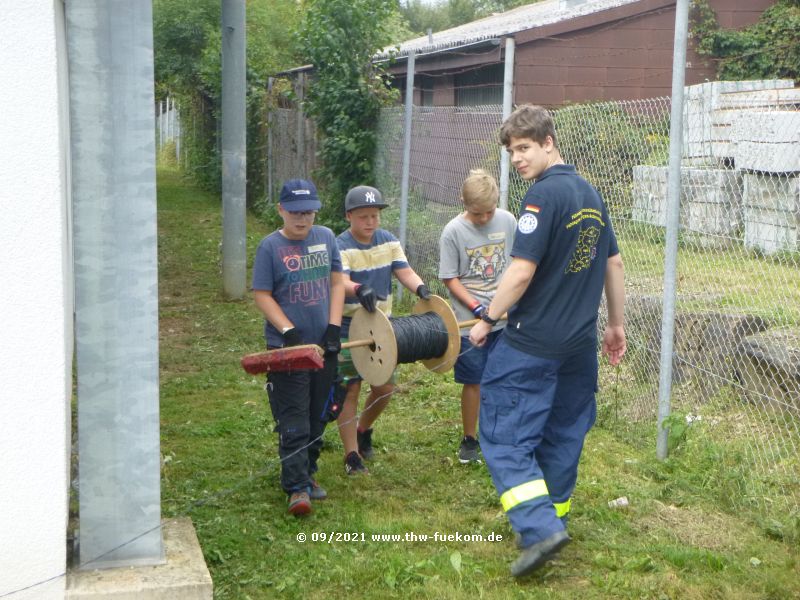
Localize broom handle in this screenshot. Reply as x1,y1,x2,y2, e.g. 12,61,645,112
341,338,375,350
340,313,506,350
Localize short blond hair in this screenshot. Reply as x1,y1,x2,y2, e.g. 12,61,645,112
461,169,499,210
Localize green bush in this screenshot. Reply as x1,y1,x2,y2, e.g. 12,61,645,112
298,0,399,229
692,0,800,82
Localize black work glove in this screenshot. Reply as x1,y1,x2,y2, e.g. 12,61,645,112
416,283,431,300
355,284,378,313
281,327,303,347
321,324,341,356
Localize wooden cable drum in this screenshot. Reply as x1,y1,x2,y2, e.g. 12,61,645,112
411,294,461,374
348,294,460,387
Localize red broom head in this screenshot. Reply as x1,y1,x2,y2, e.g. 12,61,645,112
241,344,325,375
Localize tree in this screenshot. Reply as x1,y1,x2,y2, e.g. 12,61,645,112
297,0,400,227
401,0,452,34
153,0,220,100
399,0,536,35
153,0,303,193
447,0,478,26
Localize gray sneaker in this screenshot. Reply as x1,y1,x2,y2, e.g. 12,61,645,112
309,479,327,500
458,436,481,464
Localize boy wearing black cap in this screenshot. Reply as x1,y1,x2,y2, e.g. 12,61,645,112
252,179,345,516
336,185,430,475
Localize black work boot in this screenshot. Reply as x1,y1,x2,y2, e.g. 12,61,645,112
510,530,571,578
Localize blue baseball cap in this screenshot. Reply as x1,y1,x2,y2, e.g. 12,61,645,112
279,179,322,212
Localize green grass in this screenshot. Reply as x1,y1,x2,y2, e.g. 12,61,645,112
619,226,800,326
157,168,800,599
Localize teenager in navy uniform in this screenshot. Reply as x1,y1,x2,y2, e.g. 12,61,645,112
252,179,344,516
469,105,626,577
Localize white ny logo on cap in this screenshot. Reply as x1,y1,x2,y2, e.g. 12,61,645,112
365,191,376,203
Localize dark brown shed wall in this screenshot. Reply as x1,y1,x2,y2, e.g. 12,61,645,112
713,0,774,28
395,0,777,107
514,0,774,106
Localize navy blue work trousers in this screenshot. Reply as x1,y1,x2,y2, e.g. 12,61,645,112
479,335,597,547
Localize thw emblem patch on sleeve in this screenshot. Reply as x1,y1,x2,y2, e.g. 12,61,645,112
518,213,538,234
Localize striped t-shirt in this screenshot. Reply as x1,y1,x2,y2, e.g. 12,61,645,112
336,228,409,335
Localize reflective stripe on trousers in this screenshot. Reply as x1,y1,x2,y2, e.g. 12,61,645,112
501,479,549,511
499,479,571,517
479,337,596,547
553,498,572,518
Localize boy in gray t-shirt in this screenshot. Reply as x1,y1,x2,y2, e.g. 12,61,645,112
438,169,516,463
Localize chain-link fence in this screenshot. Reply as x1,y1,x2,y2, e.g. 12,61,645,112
373,93,799,523
374,105,513,297
269,86,800,524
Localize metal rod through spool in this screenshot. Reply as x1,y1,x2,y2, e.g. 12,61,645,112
240,306,505,378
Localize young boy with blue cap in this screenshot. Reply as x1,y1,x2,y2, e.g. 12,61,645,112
252,178,345,516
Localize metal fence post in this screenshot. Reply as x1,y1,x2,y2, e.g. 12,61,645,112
167,97,175,142
397,49,415,303
68,0,163,568
174,101,180,164
656,0,690,460
296,72,305,176
267,76,274,202
499,37,515,211
159,100,164,150
221,0,247,299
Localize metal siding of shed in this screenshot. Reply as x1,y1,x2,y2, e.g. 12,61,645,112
394,0,775,107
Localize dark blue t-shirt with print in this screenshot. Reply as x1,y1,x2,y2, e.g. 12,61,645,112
252,225,342,349
505,164,619,358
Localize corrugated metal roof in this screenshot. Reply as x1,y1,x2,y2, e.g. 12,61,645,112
378,0,644,59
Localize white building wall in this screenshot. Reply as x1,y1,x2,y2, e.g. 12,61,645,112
0,2,72,598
